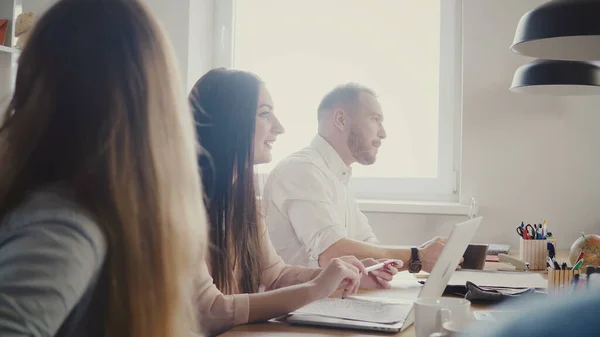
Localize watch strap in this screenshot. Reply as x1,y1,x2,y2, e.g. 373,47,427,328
411,247,419,261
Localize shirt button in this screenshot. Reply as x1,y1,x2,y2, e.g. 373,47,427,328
342,172,346,175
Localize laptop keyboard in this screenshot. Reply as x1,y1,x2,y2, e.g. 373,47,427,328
292,297,411,324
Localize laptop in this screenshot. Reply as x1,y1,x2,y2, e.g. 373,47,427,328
285,217,483,333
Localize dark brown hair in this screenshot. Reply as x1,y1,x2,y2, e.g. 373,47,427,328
189,68,264,294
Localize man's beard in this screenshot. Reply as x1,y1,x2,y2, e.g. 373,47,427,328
348,127,377,165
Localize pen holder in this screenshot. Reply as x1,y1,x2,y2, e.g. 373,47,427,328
548,269,580,295
519,238,547,270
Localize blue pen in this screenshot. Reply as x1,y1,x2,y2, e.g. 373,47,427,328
547,241,556,259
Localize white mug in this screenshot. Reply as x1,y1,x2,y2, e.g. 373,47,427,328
429,333,449,337
414,297,471,337
442,319,470,337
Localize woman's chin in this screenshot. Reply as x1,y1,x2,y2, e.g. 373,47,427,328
253,154,272,165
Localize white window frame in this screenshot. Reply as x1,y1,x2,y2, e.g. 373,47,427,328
213,0,463,203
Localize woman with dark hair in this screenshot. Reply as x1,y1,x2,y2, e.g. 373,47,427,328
190,68,401,335
0,0,206,336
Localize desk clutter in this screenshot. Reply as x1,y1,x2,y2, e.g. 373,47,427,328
485,244,510,263
548,266,600,294
516,220,556,270
515,221,552,241
443,270,546,304
548,265,600,294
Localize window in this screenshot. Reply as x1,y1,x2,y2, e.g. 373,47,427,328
213,0,462,202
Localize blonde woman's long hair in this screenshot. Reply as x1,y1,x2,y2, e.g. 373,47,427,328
0,0,205,336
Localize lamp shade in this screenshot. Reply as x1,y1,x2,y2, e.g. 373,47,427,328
510,59,600,95
511,0,600,60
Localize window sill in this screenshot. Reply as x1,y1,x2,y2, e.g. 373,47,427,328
358,199,471,216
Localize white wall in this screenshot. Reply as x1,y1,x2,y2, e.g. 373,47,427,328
366,0,600,250
144,0,214,92
187,0,214,91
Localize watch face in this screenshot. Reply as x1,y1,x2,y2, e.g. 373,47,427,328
409,261,422,273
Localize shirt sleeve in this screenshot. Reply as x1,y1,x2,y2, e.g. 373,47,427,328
259,225,320,291
269,163,347,263
194,261,250,337
194,225,320,336
0,218,106,337
350,197,378,243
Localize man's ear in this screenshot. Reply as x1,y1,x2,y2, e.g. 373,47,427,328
332,108,347,131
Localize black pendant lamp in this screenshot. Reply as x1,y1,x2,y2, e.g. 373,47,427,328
510,0,600,95
511,0,600,61
510,59,600,95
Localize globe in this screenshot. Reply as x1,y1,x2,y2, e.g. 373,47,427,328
569,233,600,268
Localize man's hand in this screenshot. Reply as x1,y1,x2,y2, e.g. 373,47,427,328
419,237,446,272
358,258,402,289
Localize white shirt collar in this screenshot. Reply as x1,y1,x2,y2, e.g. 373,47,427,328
310,135,352,184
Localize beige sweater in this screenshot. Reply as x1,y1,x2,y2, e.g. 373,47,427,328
195,228,319,336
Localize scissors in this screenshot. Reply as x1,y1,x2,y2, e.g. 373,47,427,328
516,224,535,240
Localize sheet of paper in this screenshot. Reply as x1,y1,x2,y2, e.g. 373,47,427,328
358,272,422,302
448,270,547,289
393,271,418,280
291,297,411,324
389,271,421,287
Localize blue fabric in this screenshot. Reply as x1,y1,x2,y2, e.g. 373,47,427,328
459,289,600,337
0,189,106,337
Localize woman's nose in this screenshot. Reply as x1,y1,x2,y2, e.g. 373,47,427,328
272,116,285,135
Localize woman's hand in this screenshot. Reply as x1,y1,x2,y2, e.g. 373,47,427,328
359,258,402,289
310,256,365,299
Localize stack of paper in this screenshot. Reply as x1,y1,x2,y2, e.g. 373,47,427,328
291,297,412,324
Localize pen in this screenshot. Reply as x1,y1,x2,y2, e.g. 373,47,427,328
364,262,385,273
547,256,556,270
576,251,585,263
573,259,584,271
364,260,397,273
571,274,580,292
553,259,561,270
547,242,556,259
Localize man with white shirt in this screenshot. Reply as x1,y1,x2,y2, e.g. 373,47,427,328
263,83,447,270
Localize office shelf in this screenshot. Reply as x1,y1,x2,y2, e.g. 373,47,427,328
0,45,20,54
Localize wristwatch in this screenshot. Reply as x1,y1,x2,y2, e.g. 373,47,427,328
408,247,422,273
